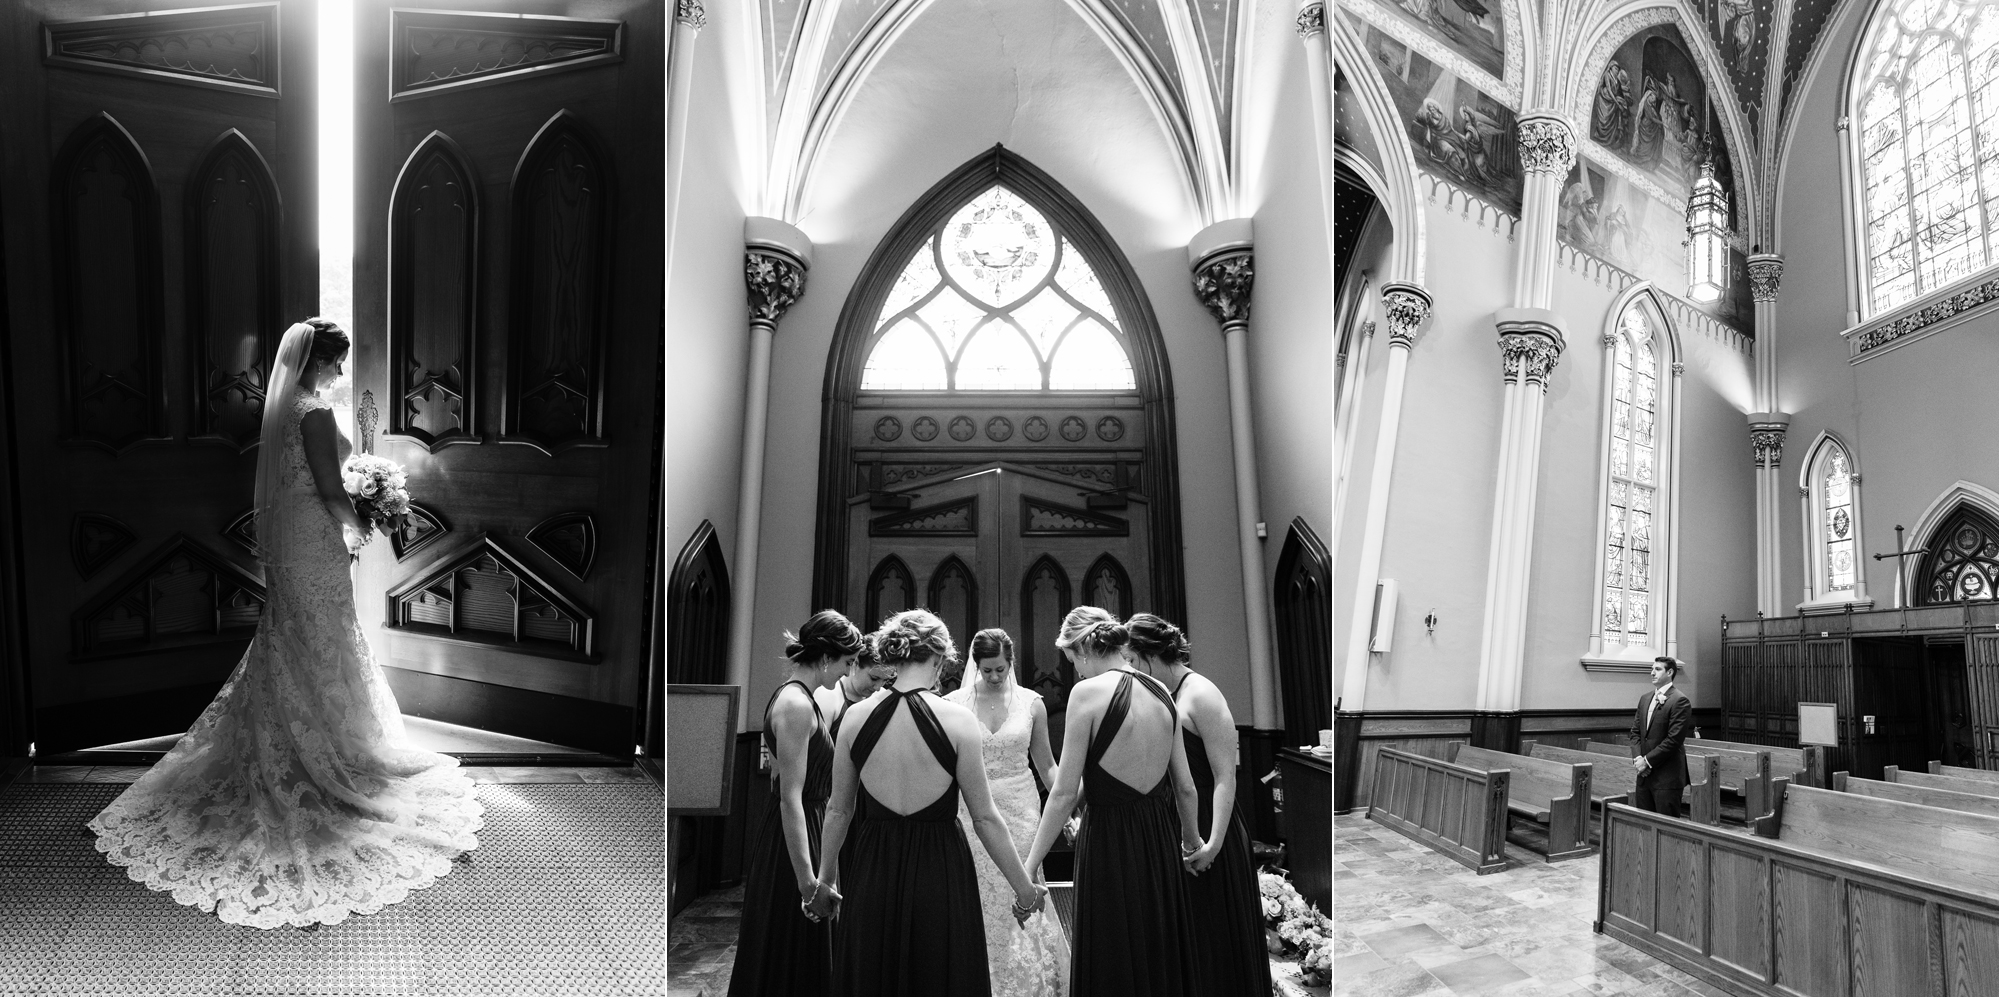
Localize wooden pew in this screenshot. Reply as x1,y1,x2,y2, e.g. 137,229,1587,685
1686,737,1827,790
1523,741,1724,826
1578,740,1741,823
1931,761,2000,782
1599,786,1999,997
1883,765,2000,799
1833,770,2000,817
1682,742,1774,817
1448,744,1593,861
1365,747,1510,875
1581,739,1633,757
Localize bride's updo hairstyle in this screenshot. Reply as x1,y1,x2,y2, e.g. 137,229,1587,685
1053,606,1128,657
1125,613,1190,665
782,610,864,668
304,317,350,366
969,628,1014,664
873,609,956,670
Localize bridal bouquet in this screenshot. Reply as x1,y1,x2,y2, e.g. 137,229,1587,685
341,454,411,548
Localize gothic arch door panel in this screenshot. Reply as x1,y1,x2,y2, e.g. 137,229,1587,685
353,1,661,754
848,461,1150,747
0,1,316,754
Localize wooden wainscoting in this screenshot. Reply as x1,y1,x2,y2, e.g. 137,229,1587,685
1597,802,2000,996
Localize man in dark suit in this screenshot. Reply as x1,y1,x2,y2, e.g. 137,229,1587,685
1629,656,1692,816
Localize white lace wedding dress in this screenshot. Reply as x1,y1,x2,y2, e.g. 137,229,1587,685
87,387,484,929
947,684,1070,997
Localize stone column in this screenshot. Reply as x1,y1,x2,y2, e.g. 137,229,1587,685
1296,3,1330,215
1470,114,1575,749
1747,254,1787,617
1335,282,1430,812
725,218,811,725
1190,219,1278,730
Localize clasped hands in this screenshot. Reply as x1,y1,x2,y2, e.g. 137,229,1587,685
1180,837,1219,875
801,878,840,923
1011,882,1049,926
1630,755,1652,775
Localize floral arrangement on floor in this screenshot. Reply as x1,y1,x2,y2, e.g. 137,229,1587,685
1259,871,1332,987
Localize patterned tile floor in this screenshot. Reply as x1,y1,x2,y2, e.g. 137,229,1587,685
1333,814,1733,997
0,775,663,996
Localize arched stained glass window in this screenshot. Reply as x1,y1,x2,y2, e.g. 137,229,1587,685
1586,296,1680,670
860,187,1137,391
1853,0,1998,314
1800,435,1872,611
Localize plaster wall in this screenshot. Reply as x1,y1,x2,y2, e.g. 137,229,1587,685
1773,0,1999,609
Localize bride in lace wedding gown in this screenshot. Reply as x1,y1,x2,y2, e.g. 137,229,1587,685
87,319,483,930
946,629,1070,997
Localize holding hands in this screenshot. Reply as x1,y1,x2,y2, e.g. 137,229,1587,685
1011,883,1048,926
802,879,841,923
1181,838,1220,875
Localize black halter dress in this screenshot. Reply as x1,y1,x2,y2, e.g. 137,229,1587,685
831,688,989,997
1068,670,1201,996
1173,672,1273,996
728,680,834,997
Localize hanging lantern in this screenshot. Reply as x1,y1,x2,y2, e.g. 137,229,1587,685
1684,159,1730,303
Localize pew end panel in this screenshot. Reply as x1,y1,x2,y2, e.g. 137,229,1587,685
1683,753,1722,826
1453,745,1597,862
1366,747,1511,875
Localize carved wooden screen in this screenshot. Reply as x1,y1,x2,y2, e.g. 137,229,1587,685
0,0,315,753
667,522,729,685
52,114,166,453
186,129,279,451
385,537,594,661
1915,505,1999,605
1274,519,1332,745
928,554,977,691
1081,554,1132,620
504,111,612,454
1019,556,1074,711
388,131,478,450
866,555,917,633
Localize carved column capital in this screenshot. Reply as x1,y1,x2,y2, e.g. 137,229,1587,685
1748,414,1791,469
675,0,707,28
1494,307,1567,387
1671,361,1686,377
1748,253,1784,303
1515,114,1578,176
1296,1,1326,37
1380,282,1433,348
745,248,807,328
1192,250,1255,329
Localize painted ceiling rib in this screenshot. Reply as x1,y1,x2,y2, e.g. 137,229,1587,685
1061,0,1215,222
1156,0,1234,217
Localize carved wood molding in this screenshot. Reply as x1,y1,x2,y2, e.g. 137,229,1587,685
1020,496,1128,537
72,534,265,661
221,509,258,554
388,503,450,562
1081,553,1132,619
72,513,137,580
388,131,479,451
186,129,281,452
389,9,623,102
526,511,596,579
869,497,976,537
864,554,916,632
43,4,280,97
384,534,595,661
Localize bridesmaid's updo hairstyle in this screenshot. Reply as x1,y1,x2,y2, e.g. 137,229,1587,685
304,317,350,365
969,628,1014,664
1054,606,1129,657
1125,613,1190,665
873,609,956,670
782,610,864,667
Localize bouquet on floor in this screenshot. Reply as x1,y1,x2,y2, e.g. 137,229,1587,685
341,454,411,550
1259,870,1333,986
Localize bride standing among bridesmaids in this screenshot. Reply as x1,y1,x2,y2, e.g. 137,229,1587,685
945,629,1070,997
1127,613,1272,996
1024,607,1202,996
728,611,862,997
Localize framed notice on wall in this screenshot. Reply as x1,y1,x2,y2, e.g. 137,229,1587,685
1798,702,1839,746
667,684,740,816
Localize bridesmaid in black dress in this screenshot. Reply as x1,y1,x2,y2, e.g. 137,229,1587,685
814,633,894,740
810,610,1046,997
1023,607,1203,997
1128,613,1272,997
728,611,863,997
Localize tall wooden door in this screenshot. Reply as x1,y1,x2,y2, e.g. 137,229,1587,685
0,0,317,754
850,461,1148,743
350,0,662,755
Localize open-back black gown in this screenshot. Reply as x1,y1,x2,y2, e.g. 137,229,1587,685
729,681,834,997
1173,674,1273,996
832,688,989,997
1069,670,1201,996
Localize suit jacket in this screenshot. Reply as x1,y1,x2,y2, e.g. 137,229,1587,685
1630,687,1692,789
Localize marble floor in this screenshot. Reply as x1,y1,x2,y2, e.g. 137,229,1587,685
1333,813,1733,997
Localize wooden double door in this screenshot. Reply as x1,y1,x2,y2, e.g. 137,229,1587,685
850,461,1148,742
0,0,661,755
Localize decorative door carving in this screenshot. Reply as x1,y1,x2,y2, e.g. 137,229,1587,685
0,0,315,754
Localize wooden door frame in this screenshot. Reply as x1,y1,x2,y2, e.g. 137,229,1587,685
0,187,26,759
810,146,1185,623
1274,516,1332,746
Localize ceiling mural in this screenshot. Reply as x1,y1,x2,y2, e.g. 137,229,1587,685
1586,25,1733,209
1368,0,1505,78
1693,0,1777,137
1361,22,1524,213
1778,0,1842,116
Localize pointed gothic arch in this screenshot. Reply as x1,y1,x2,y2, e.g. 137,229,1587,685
864,554,917,632
668,521,730,685
389,130,480,451
813,146,1185,625
1273,518,1331,746
185,128,281,451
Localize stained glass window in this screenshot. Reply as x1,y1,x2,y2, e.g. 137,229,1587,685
1824,449,1856,591
859,187,1137,391
1602,306,1661,645
1855,0,1998,315
1916,505,1999,604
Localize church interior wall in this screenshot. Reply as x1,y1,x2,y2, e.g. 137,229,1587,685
1772,0,1999,607
1333,222,1397,671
